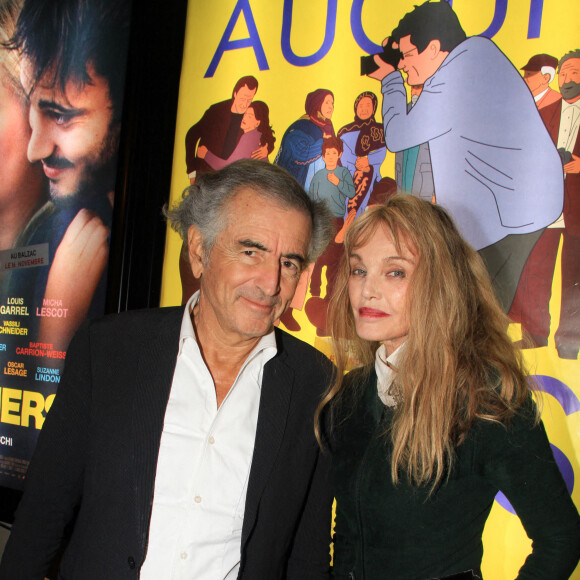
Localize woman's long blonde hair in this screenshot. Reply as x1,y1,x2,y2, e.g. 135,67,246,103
316,195,535,489
0,0,24,96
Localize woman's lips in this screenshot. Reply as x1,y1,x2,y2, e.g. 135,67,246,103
359,307,388,318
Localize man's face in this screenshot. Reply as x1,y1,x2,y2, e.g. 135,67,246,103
559,58,580,103
397,35,439,86
523,70,548,96
193,188,312,343
231,85,257,114
20,57,119,199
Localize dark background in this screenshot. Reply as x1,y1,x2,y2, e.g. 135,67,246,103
0,0,189,523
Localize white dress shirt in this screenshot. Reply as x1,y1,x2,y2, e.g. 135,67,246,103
534,87,549,103
375,343,405,407
140,292,277,579
558,98,580,157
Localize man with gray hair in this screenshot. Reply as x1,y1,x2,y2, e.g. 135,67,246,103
0,160,335,579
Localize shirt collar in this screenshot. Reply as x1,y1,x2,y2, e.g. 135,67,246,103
562,97,580,114
534,87,549,102
375,342,405,407
178,290,278,363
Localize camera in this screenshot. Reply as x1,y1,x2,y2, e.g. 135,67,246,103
360,38,403,76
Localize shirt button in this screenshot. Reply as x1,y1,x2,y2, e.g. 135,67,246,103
208,436,215,445
181,552,188,560
194,495,202,503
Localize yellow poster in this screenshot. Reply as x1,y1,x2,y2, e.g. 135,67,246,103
161,1,580,577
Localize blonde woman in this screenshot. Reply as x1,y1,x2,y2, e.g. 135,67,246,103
316,195,580,579
0,0,45,251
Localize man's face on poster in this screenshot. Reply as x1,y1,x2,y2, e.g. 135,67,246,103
397,35,439,86
559,58,580,103
522,70,548,96
231,85,257,114
20,57,120,200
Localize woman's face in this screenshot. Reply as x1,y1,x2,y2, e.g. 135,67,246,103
348,226,417,355
356,96,374,120
320,94,334,119
241,106,260,132
0,79,36,204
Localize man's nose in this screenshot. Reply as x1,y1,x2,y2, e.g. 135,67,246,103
257,260,281,297
27,112,55,163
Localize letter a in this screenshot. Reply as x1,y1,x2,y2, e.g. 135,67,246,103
205,0,268,78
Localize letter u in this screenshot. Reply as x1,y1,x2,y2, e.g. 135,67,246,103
281,0,337,66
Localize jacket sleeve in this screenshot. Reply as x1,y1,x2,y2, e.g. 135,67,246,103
0,322,93,579
185,116,205,174
482,400,580,579
286,446,333,579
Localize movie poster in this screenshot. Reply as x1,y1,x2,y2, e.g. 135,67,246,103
0,0,131,489
161,0,580,576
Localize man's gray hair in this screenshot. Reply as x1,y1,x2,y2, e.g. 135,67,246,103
166,159,333,265
559,49,580,70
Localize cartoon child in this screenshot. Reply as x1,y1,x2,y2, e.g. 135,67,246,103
309,136,356,217
305,137,356,336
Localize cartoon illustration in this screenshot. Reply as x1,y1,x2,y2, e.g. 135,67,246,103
184,75,269,183
521,53,562,109
510,49,580,359
394,84,434,201
274,88,335,191
275,88,335,331
337,92,386,217
305,136,355,336
309,137,356,215
197,100,275,169
366,1,564,312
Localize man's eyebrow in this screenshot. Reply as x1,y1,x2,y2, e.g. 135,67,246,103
239,239,305,265
239,238,269,252
283,252,306,266
37,99,84,116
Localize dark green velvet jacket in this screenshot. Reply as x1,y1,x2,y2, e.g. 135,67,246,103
331,367,580,580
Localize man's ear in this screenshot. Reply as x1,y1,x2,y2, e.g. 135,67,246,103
187,225,205,278
428,39,441,59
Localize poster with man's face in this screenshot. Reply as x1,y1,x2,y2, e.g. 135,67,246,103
0,0,131,489
160,1,580,577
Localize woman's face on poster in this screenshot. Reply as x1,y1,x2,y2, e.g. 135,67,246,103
241,107,260,132
320,94,334,119
0,78,36,203
356,96,374,120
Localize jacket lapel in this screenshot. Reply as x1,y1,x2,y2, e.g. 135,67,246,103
131,307,184,549
241,329,293,547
